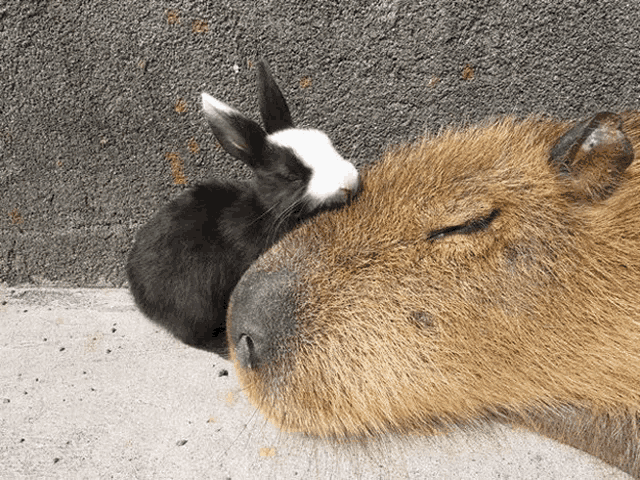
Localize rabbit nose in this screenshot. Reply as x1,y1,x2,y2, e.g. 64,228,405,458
342,186,355,199
228,268,298,370
347,176,362,200
348,186,360,199
331,179,361,206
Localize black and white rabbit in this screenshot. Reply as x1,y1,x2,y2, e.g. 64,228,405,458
126,60,359,354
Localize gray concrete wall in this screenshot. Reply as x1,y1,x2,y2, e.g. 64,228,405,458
2,0,640,287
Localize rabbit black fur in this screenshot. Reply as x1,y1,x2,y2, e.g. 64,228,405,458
126,61,359,354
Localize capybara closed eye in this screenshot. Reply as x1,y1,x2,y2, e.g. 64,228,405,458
228,112,640,477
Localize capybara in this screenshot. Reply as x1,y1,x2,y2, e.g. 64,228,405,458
227,112,640,477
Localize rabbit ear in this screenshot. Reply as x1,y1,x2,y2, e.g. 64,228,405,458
256,60,294,134
201,92,267,168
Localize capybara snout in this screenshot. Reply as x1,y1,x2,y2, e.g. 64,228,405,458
230,268,298,370
228,112,640,477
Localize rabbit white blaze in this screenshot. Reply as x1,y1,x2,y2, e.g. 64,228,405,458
268,129,360,208
126,60,359,352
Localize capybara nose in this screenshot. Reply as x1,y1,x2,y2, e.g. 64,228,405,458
228,268,298,370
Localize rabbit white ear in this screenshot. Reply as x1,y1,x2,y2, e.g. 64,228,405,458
201,92,238,118
201,92,267,167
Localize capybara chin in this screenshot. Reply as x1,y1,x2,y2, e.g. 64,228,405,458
227,112,640,477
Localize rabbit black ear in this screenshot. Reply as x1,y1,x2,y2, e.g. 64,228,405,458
256,60,294,134
201,93,267,168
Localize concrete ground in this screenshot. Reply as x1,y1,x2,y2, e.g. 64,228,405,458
0,287,631,479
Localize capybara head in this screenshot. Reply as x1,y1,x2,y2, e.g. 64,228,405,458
227,112,640,476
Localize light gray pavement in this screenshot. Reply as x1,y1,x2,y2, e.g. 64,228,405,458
0,287,631,479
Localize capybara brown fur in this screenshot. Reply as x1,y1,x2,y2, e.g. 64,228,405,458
227,111,640,477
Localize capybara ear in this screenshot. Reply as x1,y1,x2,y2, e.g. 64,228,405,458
550,112,634,201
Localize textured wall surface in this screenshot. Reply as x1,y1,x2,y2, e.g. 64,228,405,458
2,0,640,286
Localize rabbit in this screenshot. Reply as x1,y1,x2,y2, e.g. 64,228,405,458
126,60,360,354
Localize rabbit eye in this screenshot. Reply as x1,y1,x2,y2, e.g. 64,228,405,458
279,172,302,184
426,209,500,241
